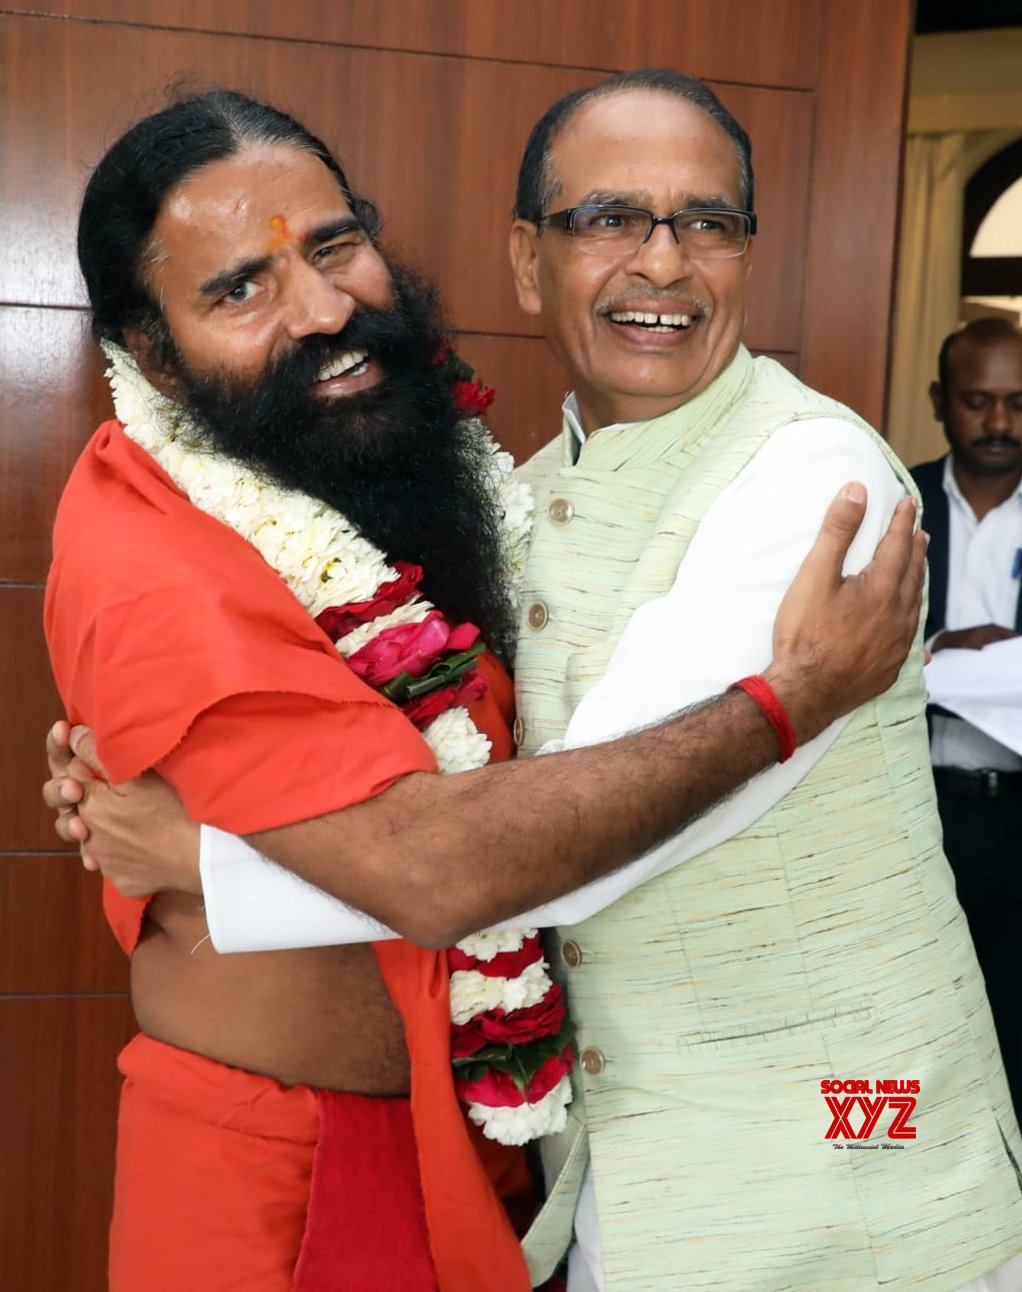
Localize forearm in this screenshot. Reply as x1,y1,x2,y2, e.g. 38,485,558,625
62,475,923,939
248,681,786,948
202,704,833,953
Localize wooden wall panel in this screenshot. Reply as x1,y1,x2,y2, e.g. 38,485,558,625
801,2,915,424
456,333,571,461
0,856,127,993
0,16,812,356
1,0,823,87
0,589,66,850
0,997,135,1292
713,84,813,354
0,308,108,584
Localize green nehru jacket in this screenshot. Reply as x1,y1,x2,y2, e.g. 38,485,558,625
516,348,1022,1292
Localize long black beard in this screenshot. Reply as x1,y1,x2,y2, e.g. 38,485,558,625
172,266,516,660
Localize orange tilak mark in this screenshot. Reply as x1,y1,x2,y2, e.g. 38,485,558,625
267,214,295,250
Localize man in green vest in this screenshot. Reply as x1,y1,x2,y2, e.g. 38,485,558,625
501,69,1022,1292
43,76,1021,1291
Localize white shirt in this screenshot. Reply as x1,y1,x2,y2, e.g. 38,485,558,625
928,456,1022,772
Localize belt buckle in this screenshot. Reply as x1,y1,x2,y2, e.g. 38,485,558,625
984,770,1000,799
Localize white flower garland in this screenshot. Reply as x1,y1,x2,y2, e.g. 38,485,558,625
103,344,572,1144
469,1091,571,1148
449,959,552,1026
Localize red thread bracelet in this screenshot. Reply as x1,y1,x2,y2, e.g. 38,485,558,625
729,675,797,763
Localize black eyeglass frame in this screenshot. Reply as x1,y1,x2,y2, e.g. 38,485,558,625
535,204,758,256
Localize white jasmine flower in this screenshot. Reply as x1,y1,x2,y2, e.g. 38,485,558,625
454,928,538,961
423,707,492,774
467,1075,572,1145
448,959,552,1025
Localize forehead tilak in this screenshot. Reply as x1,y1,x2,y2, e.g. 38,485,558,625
267,214,297,250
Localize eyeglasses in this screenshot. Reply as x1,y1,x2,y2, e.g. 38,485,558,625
536,204,757,259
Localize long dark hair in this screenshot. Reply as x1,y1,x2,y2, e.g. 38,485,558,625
77,90,379,355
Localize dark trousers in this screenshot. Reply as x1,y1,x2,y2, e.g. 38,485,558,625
935,772,1022,1127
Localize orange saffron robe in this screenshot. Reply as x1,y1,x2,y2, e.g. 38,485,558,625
45,421,532,1291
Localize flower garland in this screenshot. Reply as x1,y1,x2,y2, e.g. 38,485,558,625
102,342,574,1145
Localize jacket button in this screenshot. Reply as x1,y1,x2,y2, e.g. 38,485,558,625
580,1048,606,1075
527,601,549,630
561,940,583,968
548,497,575,525
512,717,526,747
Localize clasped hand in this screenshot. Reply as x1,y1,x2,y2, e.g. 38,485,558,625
43,722,202,897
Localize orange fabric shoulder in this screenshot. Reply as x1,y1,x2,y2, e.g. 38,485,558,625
45,422,429,783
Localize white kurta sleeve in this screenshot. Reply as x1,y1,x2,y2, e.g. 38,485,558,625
202,417,906,951
200,825,399,951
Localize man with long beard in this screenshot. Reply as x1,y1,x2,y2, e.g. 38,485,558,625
44,90,925,1291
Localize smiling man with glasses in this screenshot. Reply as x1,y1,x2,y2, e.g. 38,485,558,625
501,67,1022,1292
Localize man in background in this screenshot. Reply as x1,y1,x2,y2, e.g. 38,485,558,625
912,316,1022,1122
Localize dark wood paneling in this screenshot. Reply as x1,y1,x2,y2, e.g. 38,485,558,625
0,855,128,993
455,333,570,463
755,350,800,376
0,1,823,87
0,588,65,851
0,995,135,1292
0,307,109,584
0,15,813,354
714,83,813,354
800,0,914,427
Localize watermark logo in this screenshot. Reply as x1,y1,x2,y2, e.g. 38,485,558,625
821,1080,919,1147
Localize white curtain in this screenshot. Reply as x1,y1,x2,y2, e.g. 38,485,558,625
888,129,1020,468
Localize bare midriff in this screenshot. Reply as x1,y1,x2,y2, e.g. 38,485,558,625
130,890,410,1094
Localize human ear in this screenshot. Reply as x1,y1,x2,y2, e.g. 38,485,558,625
509,220,544,317
928,380,944,423
122,327,184,402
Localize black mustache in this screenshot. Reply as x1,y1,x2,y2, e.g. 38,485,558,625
975,434,1021,449
272,309,422,387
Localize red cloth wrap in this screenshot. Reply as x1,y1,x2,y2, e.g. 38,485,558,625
294,1089,436,1291
46,422,530,1291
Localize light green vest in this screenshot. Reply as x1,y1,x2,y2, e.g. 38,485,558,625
516,350,1022,1291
